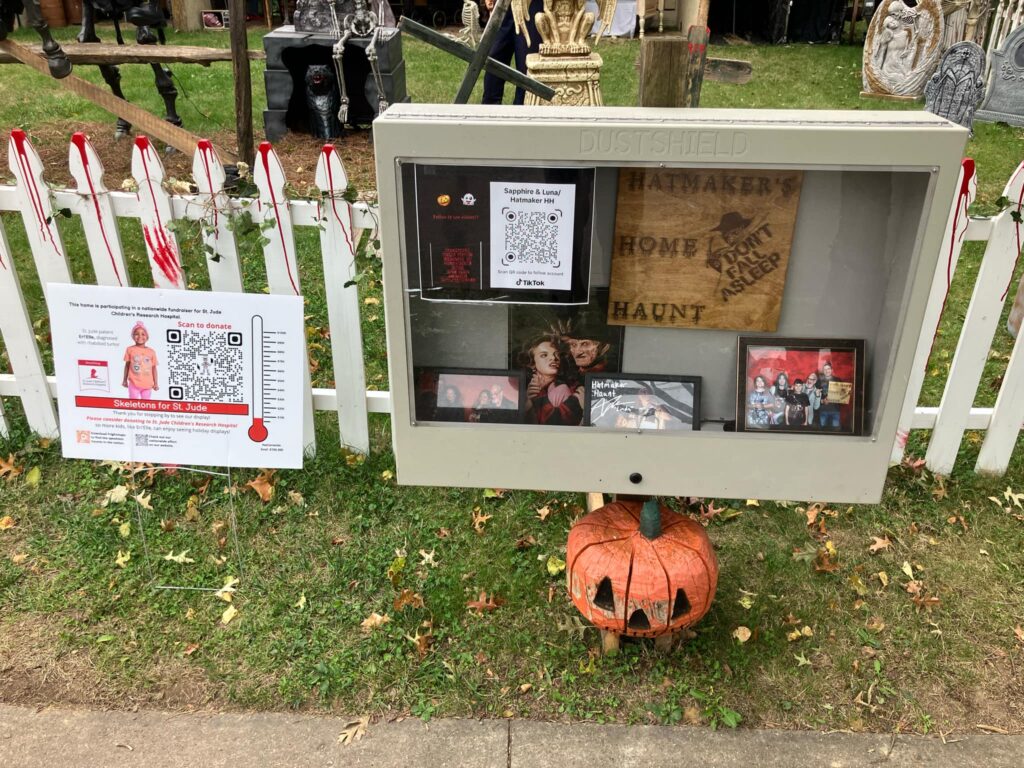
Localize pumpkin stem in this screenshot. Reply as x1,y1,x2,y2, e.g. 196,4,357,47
639,498,662,540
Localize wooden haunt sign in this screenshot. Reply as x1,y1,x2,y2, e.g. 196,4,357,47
607,168,804,331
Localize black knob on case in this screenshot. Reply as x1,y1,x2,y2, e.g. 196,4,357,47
629,472,643,484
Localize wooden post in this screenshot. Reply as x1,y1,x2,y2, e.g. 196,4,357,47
684,25,709,107
849,0,860,45
170,0,205,32
637,26,708,108
229,0,255,167
638,35,687,106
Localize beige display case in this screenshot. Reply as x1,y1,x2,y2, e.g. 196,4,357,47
373,105,967,503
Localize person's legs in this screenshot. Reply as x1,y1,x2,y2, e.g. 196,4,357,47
483,12,516,104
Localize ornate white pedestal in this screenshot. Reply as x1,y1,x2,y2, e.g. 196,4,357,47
524,53,604,107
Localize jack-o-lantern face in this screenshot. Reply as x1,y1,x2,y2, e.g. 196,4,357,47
566,500,718,638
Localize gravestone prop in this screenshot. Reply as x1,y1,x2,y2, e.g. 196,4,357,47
924,41,986,133
397,2,555,103
523,0,616,106
975,24,1024,128
263,20,408,141
862,0,944,99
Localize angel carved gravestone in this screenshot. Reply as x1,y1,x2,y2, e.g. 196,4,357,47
862,0,943,99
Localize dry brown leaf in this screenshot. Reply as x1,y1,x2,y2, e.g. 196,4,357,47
905,580,924,595
406,628,434,658
436,527,451,539
466,591,502,614
393,589,425,611
536,505,552,521
472,507,492,534
183,643,200,656
912,595,941,611
159,518,176,533
813,549,840,573
338,716,369,745
868,536,892,554
732,626,752,643
246,470,276,503
134,491,153,510
1014,625,1024,644
287,490,305,506
515,535,537,550
0,453,23,481
220,605,239,625
360,612,390,633
0,515,16,530
684,706,702,725
11,552,28,564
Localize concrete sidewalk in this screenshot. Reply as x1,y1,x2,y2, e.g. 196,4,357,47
1,703,1022,767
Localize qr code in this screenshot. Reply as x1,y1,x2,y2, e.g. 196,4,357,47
165,329,244,403
501,209,563,267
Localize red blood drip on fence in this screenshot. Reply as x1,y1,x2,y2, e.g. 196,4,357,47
321,144,354,252
10,128,64,262
135,135,182,287
71,132,123,286
259,141,300,295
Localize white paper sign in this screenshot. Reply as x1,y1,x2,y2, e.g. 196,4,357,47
49,284,305,468
489,181,576,291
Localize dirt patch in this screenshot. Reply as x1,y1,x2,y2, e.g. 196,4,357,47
0,613,225,711
11,120,378,198
0,613,120,708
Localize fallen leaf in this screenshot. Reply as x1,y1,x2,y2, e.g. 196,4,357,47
877,571,889,588
134,491,153,510
901,561,915,579
0,453,23,480
293,593,306,610
24,466,41,488
114,549,131,568
214,576,239,602
466,591,501,614
118,521,131,539
1004,487,1024,508
393,589,425,611
931,477,948,501
1014,625,1024,644
163,549,195,564
515,535,537,550
912,594,941,611
536,505,552,521
419,548,438,568
406,628,434,658
287,490,305,506
472,507,492,534
220,604,238,625
905,580,923,595
360,612,390,633
381,470,394,481
184,495,201,522
786,629,803,642
103,485,130,506
745,499,760,507
813,548,840,573
848,573,869,597
801,625,814,637
782,613,801,625
246,470,276,503
436,528,451,539
0,515,16,530
546,555,566,576
794,652,812,667
732,626,752,643
159,519,176,533
868,536,892,554
483,488,505,498
11,553,28,564
183,643,200,656
387,554,406,586
737,589,756,610
805,506,819,527
363,297,380,305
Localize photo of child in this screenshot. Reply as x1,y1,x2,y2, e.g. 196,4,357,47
122,321,159,399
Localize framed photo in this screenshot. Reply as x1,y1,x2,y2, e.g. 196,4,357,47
201,10,229,28
585,374,701,431
509,288,625,427
413,368,526,424
736,337,866,436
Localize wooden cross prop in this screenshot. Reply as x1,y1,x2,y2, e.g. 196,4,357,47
398,0,556,103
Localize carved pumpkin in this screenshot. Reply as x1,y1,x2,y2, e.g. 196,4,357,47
567,498,718,638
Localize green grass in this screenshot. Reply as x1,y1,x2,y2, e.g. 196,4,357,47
1,28,1024,732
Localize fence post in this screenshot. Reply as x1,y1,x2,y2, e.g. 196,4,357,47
131,136,186,290
0,216,58,438
253,141,316,457
191,140,245,293
315,145,369,454
7,129,70,303
926,161,1024,475
892,158,976,464
68,132,130,288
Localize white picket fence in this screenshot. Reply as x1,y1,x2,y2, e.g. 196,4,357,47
0,132,1022,476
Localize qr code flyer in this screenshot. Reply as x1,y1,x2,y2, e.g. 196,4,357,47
49,284,305,469
489,181,576,292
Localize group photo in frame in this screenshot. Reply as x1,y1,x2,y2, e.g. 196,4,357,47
508,289,625,427
584,374,702,431
413,368,526,424
737,337,866,436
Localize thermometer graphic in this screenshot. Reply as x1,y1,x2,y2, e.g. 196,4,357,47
247,314,269,442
